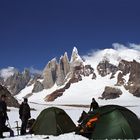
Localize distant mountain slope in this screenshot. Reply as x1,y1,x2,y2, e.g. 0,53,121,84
15,46,140,106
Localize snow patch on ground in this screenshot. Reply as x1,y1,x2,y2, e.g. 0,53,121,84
4,102,140,140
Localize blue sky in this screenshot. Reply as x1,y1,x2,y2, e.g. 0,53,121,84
0,0,140,70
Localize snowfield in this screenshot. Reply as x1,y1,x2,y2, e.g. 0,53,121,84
16,45,140,107
3,133,88,140
3,46,140,139
3,101,140,140
5,103,90,140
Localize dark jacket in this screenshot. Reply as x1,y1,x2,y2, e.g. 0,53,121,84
0,100,8,122
89,101,99,112
0,100,8,130
19,102,31,120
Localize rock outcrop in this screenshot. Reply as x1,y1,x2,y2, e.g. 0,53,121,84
32,81,44,93
118,60,131,75
45,79,71,102
4,69,31,95
27,73,42,86
117,60,140,97
42,47,84,89
116,72,125,86
43,48,97,101
45,63,96,101
42,58,58,89
97,60,118,77
98,59,140,97
100,86,122,100
0,85,19,107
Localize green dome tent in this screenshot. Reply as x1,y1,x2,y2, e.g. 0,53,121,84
84,105,140,139
30,107,76,136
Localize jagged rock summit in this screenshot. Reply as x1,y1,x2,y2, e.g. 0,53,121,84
1,46,140,104
42,47,85,90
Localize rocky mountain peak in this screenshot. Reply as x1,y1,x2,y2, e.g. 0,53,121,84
1,68,31,95
70,47,79,61
39,47,96,101
70,47,83,68
42,58,58,89
60,52,70,76
2,47,140,103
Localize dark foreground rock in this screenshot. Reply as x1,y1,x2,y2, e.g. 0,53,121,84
0,85,19,107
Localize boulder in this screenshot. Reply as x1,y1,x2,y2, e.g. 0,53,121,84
100,86,122,100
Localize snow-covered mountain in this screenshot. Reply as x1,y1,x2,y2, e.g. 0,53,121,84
1,44,140,106
14,44,140,106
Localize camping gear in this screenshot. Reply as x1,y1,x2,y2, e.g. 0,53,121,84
78,105,140,139
30,107,76,136
15,121,20,136
27,118,36,130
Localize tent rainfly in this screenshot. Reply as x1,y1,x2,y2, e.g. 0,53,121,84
30,107,76,136
87,105,140,139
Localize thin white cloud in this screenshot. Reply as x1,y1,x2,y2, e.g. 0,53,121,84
112,43,140,51
128,43,140,51
0,67,18,81
29,67,42,74
112,43,127,50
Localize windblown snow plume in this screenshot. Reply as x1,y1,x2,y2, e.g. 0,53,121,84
83,43,140,67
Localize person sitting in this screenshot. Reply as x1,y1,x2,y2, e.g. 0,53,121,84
89,98,99,112
0,94,14,138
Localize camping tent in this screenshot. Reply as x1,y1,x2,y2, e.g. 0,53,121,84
84,105,140,139
31,107,76,135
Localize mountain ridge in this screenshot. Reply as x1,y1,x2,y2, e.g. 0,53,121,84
1,46,140,105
